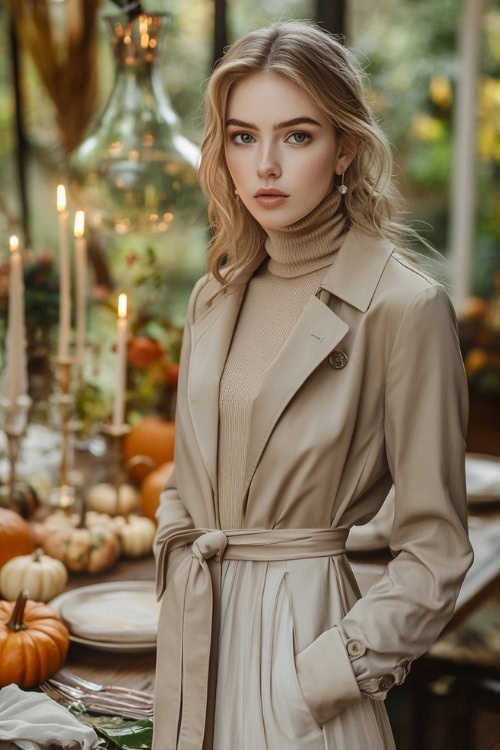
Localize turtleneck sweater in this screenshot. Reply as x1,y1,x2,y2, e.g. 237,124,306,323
217,189,350,529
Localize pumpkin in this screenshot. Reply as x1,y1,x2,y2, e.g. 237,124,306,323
0,548,68,603
123,415,175,480
140,461,174,522
113,514,156,557
0,482,39,519
0,508,35,569
41,505,121,573
86,482,139,516
0,590,69,688
128,336,164,368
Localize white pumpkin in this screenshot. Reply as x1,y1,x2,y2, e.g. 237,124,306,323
113,514,156,558
86,483,139,516
0,548,68,603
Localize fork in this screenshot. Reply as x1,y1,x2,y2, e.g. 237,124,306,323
47,678,153,712
53,669,154,703
41,680,153,720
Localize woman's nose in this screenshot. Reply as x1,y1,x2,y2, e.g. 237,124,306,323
256,146,281,180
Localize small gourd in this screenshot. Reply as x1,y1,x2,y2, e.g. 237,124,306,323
86,482,139,516
0,590,69,688
113,514,156,557
0,548,68,603
41,503,121,573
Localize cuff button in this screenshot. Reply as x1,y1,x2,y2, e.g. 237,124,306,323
378,674,396,691
346,639,366,657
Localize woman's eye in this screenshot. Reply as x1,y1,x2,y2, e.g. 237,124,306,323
230,131,312,146
287,131,311,144
231,132,254,145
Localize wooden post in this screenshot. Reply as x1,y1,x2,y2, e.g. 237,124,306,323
448,0,484,314
213,0,228,68
9,16,30,247
315,0,346,38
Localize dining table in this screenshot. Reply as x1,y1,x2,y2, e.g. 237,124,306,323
56,503,500,693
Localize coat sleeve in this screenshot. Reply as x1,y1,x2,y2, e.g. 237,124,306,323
295,282,474,727
154,275,206,594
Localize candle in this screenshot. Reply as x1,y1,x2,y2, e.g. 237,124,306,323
112,293,128,429
57,184,71,360
4,235,28,408
74,210,87,380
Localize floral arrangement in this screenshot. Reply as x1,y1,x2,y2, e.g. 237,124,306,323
459,274,500,397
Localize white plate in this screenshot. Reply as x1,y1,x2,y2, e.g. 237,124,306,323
466,453,500,505
63,632,156,653
48,581,160,645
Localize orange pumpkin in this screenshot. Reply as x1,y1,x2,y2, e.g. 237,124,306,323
0,508,35,569
0,590,69,688
123,416,175,480
140,461,174,522
128,336,164,369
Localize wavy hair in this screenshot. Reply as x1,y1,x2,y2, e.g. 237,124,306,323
198,19,444,300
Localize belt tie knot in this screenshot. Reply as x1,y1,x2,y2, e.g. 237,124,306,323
191,529,228,562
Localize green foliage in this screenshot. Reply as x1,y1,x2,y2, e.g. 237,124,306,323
70,707,153,750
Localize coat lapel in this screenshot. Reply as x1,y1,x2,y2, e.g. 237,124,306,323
187,247,268,499
187,225,394,510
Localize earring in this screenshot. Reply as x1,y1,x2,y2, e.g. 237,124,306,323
337,171,348,195
234,189,239,196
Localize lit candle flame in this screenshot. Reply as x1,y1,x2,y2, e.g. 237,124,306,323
118,293,127,319
57,184,67,212
74,210,85,238
9,235,19,253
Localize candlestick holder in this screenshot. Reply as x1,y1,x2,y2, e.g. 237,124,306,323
99,423,135,513
48,356,82,510
0,394,32,507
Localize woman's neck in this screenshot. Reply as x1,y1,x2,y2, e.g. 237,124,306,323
263,189,350,278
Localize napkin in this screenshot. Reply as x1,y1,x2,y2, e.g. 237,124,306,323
0,684,105,750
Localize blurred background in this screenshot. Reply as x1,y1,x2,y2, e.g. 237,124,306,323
0,0,499,425
0,2,499,749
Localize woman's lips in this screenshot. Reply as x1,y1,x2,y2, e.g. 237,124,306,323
255,195,289,207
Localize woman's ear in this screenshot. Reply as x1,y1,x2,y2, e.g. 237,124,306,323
335,133,360,174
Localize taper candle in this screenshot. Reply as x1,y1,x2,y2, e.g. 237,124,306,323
74,210,87,379
57,184,71,360
3,236,28,407
112,293,128,429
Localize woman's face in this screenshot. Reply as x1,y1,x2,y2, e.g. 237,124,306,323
224,71,349,229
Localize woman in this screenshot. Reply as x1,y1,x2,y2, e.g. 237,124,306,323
152,19,473,750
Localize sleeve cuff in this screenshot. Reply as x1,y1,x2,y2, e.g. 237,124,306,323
294,625,362,727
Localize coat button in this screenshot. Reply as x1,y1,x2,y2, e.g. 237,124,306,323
377,674,396,691
346,639,366,658
328,349,348,369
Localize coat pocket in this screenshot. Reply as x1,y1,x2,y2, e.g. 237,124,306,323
270,573,325,747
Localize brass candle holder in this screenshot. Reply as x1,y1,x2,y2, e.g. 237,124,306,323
48,356,82,510
100,423,132,509
0,393,32,507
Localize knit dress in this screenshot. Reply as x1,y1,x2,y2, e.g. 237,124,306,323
211,189,396,748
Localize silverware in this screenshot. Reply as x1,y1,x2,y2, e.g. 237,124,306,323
53,668,154,703
40,680,153,720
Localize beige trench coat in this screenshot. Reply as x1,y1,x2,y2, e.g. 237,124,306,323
152,225,474,750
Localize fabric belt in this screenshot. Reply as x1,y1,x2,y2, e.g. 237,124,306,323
154,526,349,750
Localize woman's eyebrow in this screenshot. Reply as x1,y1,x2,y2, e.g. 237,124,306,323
225,116,322,130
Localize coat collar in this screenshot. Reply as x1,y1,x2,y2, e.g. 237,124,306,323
187,225,394,520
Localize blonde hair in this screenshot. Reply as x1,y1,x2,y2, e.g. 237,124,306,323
198,19,445,300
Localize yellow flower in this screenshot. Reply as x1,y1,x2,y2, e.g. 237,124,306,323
429,75,452,109
465,348,489,375
411,114,445,142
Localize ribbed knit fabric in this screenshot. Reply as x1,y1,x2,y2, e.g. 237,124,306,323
217,189,350,529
